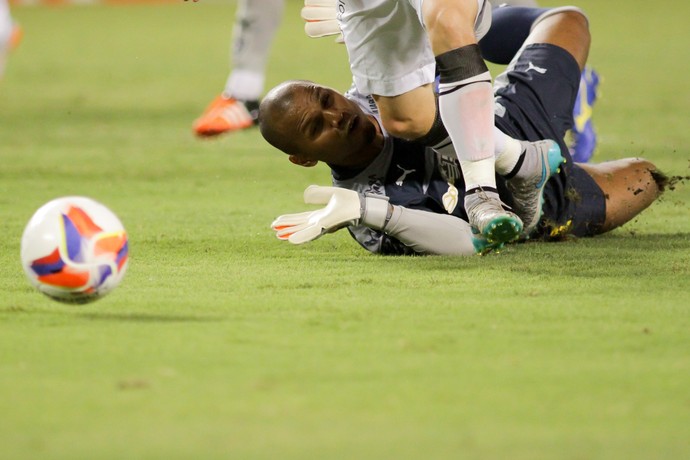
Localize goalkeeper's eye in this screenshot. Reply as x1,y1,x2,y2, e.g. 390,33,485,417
320,92,333,108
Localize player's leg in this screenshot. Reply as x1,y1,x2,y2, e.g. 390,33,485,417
0,0,13,78
518,4,598,164
193,0,285,137
226,0,284,102
492,9,591,236
340,0,580,246
578,159,663,233
420,0,525,243
520,9,590,71
426,0,570,239
341,0,523,242
491,9,659,239
482,3,598,164
479,4,551,65
517,4,598,163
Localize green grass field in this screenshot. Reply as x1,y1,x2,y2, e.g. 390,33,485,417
1,1,689,458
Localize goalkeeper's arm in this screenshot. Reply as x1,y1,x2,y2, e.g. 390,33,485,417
373,205,480,256
272,185,482,256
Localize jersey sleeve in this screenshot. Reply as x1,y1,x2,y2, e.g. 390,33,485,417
348,204,477,256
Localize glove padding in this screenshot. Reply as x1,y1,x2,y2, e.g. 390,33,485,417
272,185,391,245
272,186,361,244
301,0,343,42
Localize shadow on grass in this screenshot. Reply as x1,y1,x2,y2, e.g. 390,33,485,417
75,312,224,323
0,306,224,323
377,232,690,273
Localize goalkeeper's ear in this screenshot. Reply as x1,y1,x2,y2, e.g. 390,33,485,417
289,155,318,168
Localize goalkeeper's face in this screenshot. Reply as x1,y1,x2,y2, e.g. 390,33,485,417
260,82,382,169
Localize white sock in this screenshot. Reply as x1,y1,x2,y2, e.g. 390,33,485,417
224,69,264,101
438,76,497,191
494,134,523,175
460,157,499,191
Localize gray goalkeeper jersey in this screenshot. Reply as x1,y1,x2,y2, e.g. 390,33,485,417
330,86,475,255
331,41,609,255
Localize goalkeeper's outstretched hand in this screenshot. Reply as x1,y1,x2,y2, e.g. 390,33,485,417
272,185,391,245
301,0,343,43
272,186,361,244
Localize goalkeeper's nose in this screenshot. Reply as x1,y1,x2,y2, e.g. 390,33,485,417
325,109,349,132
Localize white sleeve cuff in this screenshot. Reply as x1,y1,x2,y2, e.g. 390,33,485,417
361,195,391,230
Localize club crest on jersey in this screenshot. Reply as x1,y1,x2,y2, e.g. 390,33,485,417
364,174,384,196
437,153,461,184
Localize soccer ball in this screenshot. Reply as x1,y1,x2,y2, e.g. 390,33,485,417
20,196,129,304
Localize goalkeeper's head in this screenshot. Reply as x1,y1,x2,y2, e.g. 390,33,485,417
259,80,384,169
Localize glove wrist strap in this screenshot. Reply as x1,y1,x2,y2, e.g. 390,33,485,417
362,194,392,231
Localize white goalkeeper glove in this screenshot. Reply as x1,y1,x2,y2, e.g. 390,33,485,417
272,185,391,244
301,0,344,43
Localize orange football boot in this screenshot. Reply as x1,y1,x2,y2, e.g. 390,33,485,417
192,95,259,137
10,23,23,51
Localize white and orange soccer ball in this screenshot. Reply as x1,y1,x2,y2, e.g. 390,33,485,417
20,197,129,304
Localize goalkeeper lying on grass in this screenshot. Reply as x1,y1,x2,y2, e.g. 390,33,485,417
259,7,666,256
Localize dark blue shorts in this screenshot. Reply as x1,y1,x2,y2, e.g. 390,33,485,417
494,44,606,238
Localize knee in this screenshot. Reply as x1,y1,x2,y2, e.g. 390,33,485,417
534,8,591,69
566,9,590,39
554,9,591,45
423,3,478,53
